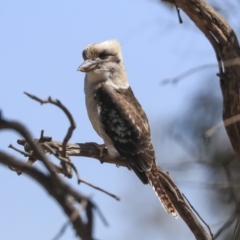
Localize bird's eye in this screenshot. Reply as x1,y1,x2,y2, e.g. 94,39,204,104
99,51,109,60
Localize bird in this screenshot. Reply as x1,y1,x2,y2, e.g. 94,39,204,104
77,39,178,218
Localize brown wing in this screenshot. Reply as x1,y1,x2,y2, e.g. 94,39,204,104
94,83,155,184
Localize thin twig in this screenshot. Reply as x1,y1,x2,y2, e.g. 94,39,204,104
43,143,120,200
93,204,109,226
24,92,76,158
0,112,56,175
214,211,238,239
232,213,240,240
160,63,217,85
80,178,120,201
51,221,69,240
42,143,80,182
9,144,31,157
52,200,88,240
24,92,76,178
183,194,214,240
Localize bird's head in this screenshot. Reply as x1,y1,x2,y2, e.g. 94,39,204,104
78,39,128,88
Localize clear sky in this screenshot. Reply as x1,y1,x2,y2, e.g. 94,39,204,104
0,0,226,239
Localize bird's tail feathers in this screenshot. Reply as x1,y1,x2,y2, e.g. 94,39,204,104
146,165,178,219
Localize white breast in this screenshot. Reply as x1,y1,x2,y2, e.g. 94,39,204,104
84,77,119,159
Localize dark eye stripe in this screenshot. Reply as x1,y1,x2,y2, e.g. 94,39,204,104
99,51,121,63
99,50,110,59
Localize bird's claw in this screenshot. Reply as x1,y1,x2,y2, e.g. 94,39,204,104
90,143,106,158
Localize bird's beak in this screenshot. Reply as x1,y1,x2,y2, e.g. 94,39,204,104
77,59,100,72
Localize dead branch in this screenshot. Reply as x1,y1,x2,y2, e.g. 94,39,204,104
0,117,95,239
24,92,76,157
12,137,120,201
24,92,76,178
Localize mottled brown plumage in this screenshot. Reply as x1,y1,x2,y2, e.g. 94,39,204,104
146,163,177,217
94,83,152,183
78,39,178,218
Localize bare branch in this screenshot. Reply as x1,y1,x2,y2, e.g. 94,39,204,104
79,177,120,201
160,63,217,85
18,139,126,167
214,211,238,239
157,166,212,240
0,114,100,240
232,213,240,240
41,142,81,183
12,137,121,200
24,92,76,177
24,92,76,156
183,194,214,239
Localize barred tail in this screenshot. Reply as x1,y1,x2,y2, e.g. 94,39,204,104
146,164,178,219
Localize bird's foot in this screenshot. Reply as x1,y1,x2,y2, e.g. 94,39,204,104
89,142,106,158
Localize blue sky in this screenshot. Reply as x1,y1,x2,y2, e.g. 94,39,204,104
0,1,226,239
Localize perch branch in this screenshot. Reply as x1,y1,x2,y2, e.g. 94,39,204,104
16,136,213,240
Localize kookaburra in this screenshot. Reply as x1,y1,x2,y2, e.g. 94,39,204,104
78,39,178,218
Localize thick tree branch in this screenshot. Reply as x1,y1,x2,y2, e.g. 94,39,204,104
165,0,240,160
162,0,240,238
